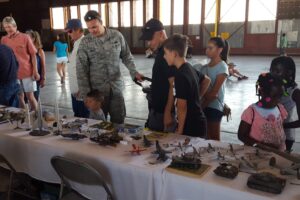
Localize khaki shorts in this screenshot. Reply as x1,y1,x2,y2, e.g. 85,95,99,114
18,77,37,93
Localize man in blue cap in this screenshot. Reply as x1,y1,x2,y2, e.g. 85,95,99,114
0,44,20,107
140,18,176,132
65,19,89,118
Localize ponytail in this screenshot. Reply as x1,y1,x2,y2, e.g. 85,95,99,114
209,37,230,63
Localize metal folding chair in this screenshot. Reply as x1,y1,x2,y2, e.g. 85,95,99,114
0,154,15,200
0,154,38,200
51,156,114,200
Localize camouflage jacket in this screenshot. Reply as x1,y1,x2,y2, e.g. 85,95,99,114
76,28,138,97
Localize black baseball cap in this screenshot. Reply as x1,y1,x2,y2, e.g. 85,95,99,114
139,18,164,41
84,10,102,22
65,19,82,31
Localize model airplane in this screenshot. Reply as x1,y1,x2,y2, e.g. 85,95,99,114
172,138,192,151
257,143,300,179
129,144,146,155
207,143,216,152
152,140,172,162
143,135,153,147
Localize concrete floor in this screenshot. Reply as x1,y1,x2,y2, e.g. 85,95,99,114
40,53,300,150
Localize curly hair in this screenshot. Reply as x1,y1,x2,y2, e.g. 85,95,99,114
256,72,284,100
270,56,297,89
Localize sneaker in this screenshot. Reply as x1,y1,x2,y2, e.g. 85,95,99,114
238,77,242,81
242,76,249,80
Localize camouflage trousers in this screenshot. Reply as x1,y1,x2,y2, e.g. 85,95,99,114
102,88,126,124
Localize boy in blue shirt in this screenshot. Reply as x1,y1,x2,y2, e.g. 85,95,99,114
85,90,106,121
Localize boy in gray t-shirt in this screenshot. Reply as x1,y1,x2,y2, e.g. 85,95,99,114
84,90,106,121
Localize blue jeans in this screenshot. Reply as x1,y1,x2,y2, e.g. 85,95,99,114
71,94,89,118
0,80,20,107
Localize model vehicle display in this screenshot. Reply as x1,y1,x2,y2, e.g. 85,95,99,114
257,143,300,180
169,152,202,170
117,123,143,134
214,163,239,179
62,118,88,129
0,108,26,129
0,109,12,123
90,131,123,147
130,135,142,140
90,121,114,130
247,172,286,194
60,133,87,140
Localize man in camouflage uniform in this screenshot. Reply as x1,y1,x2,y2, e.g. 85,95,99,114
76,10,143,124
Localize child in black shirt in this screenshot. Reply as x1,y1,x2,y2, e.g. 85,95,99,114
163,34,211,137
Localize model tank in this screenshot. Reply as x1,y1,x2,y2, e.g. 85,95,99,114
247,172,286,194
61,133,87,140
169,153,202,170
214,163,239,179
62,119,88,129
90,130,123,146
90,121,114,130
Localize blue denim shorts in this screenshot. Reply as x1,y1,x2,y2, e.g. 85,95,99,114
204,107,224,122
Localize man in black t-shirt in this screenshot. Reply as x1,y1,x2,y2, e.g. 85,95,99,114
163,34,211,137
140,19,176,132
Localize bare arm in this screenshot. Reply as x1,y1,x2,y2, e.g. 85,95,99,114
39,49,46,87
66,46,69,58
176,99,187,134
238,121,256,146
284,89,300,129
164,77,175,114
199,75,211,98
53,46,56,53
163,77,175,130
202,74,227,108
31,54,40,81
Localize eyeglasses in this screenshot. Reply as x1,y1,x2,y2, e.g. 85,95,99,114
67,30,73,34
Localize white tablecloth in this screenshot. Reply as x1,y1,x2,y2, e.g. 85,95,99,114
0,122,299,200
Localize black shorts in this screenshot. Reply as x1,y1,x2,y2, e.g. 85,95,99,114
184,115,207,138
204,107,223,122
